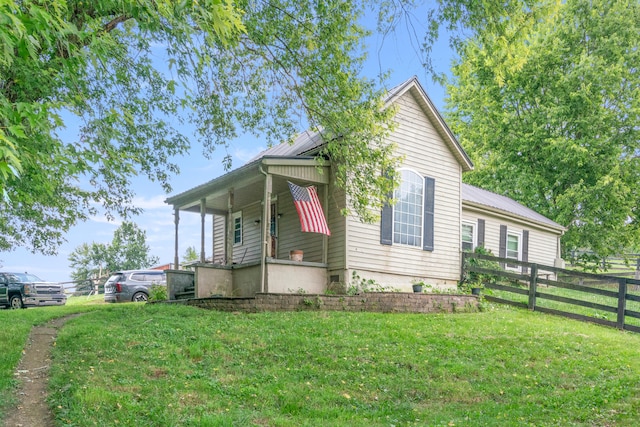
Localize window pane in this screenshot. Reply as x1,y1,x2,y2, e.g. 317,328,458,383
506,234,519,260
234,216,242,244
462,223,474,251
393,170,424,248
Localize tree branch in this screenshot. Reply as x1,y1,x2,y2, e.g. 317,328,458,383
104,15,130,33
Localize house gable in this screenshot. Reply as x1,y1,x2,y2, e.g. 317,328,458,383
344,79,469,288
384,76,473,172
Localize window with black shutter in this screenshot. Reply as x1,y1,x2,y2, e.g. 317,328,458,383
380,170,435,251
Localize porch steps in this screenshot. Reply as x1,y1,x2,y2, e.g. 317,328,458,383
174,286,195,300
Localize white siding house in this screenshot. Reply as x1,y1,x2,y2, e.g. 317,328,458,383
165,77,564,296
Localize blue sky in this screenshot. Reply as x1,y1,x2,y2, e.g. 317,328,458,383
0,8,455,286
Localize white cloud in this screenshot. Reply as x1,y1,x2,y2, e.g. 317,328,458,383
89,216,121,226
234,145,266,162
132,194,169,210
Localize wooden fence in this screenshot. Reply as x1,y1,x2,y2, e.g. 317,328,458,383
461,252,640,333
567,251,640,277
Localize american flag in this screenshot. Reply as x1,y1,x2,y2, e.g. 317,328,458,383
287,181,331,236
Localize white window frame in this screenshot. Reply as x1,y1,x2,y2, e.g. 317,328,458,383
392,169,424,248
461,221,476,252
506,230,522,269
232,211,243,246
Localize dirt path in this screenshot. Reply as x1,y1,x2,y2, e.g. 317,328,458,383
4,314,83,427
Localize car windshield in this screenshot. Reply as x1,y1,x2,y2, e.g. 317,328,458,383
9,273,44,282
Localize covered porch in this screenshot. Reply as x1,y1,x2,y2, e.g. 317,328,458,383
165,156,332,297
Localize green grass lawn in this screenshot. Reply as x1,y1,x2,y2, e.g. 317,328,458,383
2,297,640,426
0,295,107,407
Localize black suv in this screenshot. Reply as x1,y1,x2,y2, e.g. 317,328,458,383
103,270,166,303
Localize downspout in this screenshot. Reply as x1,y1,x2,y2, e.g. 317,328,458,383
259,164,270,293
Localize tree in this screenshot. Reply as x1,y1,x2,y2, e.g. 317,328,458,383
107,221,159,271
182,246,199,266
68,221,159,289
379,0,639,257
1,0,399,254
66,241,109,292
421,0,639,257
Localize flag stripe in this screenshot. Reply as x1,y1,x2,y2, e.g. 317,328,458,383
288,181,331,235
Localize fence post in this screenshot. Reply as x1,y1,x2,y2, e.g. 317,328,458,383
617,278,628,330
528,264,538,311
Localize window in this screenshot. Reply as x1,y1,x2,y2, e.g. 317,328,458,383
393,170,424,247
506,231,521,269
144,273,166,283
232,211,242,245
461,221,476,252
380,170,435,251
500,225,529,271
506,233,519,260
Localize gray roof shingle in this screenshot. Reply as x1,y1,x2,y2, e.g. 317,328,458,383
462,183,564,231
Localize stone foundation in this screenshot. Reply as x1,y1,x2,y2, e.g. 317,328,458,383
160,292,479,314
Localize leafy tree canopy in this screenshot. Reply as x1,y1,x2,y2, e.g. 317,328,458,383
182,246,199,265
1,0,400,254
417,0,639,257
68,221,159,288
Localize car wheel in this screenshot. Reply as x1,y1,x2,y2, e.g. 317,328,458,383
132,292,148,303
10,295,24,309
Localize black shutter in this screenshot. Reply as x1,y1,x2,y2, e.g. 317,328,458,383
380,170,394,245
380,201,393,245
477,219,485,248
423,177,435,251
522,230,529,273
499,225,507,268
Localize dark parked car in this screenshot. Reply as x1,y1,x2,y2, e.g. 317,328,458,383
104,270,166,303
0,272,67,309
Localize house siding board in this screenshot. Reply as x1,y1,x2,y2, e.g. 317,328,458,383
346,90,462,285
213,214,225,263
231,203,262,264
275,190,324,263
327,182,346,271
267,165,328,184
462,211,559,267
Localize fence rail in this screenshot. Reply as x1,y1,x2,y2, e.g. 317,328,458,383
462,252,640,333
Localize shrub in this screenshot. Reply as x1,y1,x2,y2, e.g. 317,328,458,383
459,246,500,293
148,285,168,302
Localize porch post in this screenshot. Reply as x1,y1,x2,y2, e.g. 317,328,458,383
173,207,180,269
322,183,329,264
211,215,215,264
226,190,234,264
200,198,206,263
260,173,272,293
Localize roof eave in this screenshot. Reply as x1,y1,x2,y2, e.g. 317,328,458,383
462,200,566,234
165,156,328,208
